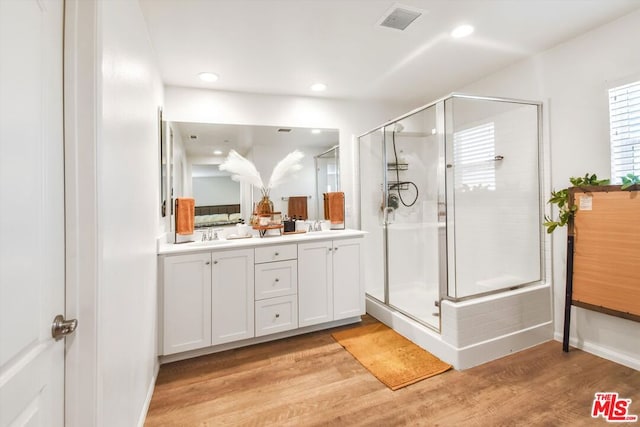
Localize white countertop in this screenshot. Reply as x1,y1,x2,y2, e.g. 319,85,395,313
158,229,367,255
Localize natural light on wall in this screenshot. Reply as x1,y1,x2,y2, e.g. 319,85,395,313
453,122,496,191
609,80,640,183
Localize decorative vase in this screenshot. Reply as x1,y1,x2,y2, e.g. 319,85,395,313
256,196,274,215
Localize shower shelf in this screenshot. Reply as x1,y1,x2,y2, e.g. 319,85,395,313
388,181,409,190
387,163,408,171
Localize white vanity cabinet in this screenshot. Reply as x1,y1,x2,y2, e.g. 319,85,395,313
160,248,254,355
254,244,298,337
332,238,364,320
211,248,255,345
158,230,365,360
297,238,363,327
161,252,212,355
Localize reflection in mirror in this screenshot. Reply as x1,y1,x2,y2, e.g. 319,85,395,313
315,145,340,219
162,121,339,227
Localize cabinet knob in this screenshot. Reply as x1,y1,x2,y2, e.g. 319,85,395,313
275,278,280,282
334,247,338,251
205,261,211,265
213,260,218,264
328,248,333,252
274,252,279,256
275,313,280,318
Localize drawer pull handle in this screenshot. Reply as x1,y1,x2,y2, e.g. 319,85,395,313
275,313,280,318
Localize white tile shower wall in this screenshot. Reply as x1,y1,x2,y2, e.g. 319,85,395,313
386,131,440,290
441,284,552,348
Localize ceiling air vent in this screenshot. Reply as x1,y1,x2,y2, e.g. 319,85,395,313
379,6,422,31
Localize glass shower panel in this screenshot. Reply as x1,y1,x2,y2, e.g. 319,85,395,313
359,129,385,302
446,97,541,299
386,105,442,329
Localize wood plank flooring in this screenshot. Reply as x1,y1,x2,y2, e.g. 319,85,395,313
145,316,640,426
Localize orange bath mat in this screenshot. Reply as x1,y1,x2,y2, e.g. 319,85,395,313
332,322,451,390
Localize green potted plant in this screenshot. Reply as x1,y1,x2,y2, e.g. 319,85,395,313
543,173,609,234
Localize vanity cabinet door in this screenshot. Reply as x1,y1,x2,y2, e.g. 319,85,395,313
298,240,333,327
211,248,255,345
333,239,364,320
162,252,212,355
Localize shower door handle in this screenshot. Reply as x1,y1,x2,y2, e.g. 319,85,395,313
383,207,395,225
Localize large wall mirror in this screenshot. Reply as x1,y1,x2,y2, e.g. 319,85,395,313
161,121,339,229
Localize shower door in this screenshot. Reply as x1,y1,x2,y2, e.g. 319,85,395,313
359,104,445,330
445,96,542,299
385,104,444,330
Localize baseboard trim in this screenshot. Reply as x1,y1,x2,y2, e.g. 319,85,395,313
137,362,160,427
159,317,362,364
553,332,640,371
455,322,553,370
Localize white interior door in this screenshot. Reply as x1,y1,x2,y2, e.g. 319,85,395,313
0,0,66,426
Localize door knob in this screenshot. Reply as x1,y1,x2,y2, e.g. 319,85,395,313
51,314,78,341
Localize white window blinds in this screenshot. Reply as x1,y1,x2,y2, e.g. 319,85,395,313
609,80,640,182
453,122,496,190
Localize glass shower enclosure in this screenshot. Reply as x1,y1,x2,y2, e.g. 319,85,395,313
359,94,543,331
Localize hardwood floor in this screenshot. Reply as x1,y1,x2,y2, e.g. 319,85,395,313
145,316,640,426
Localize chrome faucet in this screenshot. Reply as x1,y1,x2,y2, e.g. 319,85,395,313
202,228,215,241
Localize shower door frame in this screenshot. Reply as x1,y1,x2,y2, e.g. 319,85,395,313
443,94,545,302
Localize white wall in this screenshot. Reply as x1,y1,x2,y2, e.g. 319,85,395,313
193,176,239,205
98,1,163,425
458,9,640,369
163,86,412,228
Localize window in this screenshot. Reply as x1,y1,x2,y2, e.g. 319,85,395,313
609,80,640,183
453,122,496,190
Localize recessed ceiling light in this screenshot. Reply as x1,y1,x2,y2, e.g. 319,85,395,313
198,72,219,82
213,150,223,155
310,82,327,92
311,129,321,134
451,24,474,39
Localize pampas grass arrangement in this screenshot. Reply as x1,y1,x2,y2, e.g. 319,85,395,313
219,149,304,197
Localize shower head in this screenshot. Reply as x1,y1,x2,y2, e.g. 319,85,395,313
394,123,404,133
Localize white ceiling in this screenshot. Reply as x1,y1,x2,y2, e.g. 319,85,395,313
173,122,339,158
140,0,640,105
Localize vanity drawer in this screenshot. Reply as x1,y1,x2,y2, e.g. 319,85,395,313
255,295,298,337
255,244,297,263
255,260,297,300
